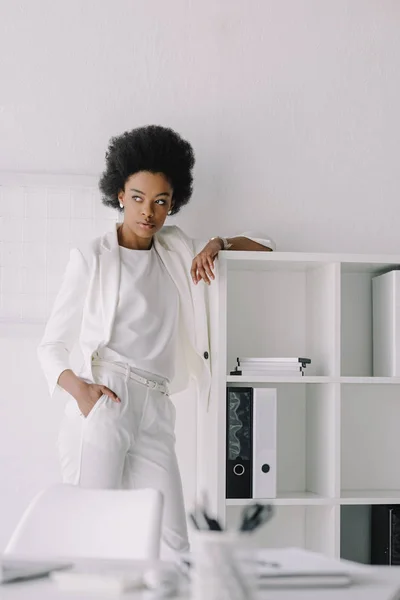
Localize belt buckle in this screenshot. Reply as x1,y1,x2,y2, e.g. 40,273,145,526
148,380,157,390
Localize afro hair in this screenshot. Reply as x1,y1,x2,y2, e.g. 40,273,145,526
99,125,195,216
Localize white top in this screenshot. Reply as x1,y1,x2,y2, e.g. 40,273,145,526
100,244,179,382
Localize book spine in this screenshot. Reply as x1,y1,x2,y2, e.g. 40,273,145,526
234,370,304,377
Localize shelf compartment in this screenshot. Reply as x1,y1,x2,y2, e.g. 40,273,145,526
223,383,338,499
341,384,400,491
226,264,339,377
340,260,400,377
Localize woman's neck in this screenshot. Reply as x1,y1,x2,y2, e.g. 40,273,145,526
117,223,153,250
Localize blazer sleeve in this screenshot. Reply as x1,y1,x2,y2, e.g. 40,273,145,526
238,231,276,251
192,231,276,253
37,247,90,397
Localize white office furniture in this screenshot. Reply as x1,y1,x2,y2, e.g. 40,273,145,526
4,484,163,560
1,556,400,599
198,251,400,559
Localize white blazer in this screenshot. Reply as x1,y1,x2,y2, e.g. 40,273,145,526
38,224,275,410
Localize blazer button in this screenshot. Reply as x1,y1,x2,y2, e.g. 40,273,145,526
203,351,209,359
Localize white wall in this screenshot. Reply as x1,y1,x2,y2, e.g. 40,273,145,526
1,0,400,549
1,0,400,251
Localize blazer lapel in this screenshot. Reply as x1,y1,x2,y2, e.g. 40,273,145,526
99,224,121,347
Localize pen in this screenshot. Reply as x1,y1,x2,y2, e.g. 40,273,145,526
239,503,274,533
189,512,201,530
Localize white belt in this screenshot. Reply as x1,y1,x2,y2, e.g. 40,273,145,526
91,359,169,396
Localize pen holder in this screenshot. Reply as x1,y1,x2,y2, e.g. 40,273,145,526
191,531,255,600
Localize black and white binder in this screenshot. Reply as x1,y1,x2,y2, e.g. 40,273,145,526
226,387,277,499
226,387,253,498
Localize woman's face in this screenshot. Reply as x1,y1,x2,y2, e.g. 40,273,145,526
118,171,173,239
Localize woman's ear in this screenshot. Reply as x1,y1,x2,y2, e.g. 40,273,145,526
117,189,125,209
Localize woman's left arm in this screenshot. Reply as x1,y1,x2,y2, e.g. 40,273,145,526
191,231,275,285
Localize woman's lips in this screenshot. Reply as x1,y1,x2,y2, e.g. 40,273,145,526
138,222,155,229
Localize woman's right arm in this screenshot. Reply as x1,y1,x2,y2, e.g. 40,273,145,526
38,247,120,414
37,247,90,398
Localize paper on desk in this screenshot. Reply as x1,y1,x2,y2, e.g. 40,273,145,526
243,547,351,588
51,569,143,593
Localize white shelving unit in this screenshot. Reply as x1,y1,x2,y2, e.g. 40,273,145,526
199,251,400,559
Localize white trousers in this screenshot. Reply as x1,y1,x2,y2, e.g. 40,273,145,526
57,362,189,558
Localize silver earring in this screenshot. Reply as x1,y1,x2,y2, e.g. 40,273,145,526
168,210,172,215
119,202,124,209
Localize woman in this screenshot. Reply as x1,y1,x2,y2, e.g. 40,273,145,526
38,125,275,558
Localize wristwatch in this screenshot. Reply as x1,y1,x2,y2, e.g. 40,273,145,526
210,236,233,250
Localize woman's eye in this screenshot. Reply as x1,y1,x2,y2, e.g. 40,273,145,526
131,196,166,206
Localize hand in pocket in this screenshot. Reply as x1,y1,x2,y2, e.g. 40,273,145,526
74,381,120,418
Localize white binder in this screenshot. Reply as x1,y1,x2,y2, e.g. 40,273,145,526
252,388,277,498
373,270,400,376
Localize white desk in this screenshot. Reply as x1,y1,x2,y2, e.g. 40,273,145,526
2,559,400,599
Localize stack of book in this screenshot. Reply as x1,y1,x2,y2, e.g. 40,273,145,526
231,357,311,378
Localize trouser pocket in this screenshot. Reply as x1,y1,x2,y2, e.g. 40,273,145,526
167,397,176,430
84,394,106,421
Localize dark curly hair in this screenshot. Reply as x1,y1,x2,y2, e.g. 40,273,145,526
99,125,195,216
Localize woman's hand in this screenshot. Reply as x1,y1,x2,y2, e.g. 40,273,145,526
190,238,223,285
74,380,120,418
